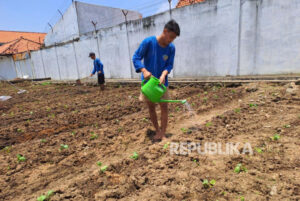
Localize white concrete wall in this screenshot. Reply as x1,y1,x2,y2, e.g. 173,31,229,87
44,2,79,46
0,56,16,80
18,0,300,81
15,59,33,78
31,51,45,78
76,2,141,35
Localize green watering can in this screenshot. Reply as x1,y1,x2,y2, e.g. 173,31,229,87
141,76,186,104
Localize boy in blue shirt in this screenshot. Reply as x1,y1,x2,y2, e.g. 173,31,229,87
89,52,105,90
133,20,180,140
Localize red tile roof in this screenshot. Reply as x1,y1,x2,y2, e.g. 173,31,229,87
176,0,205,8
0,31,46,55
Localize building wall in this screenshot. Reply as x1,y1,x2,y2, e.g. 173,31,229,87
0,56,16,80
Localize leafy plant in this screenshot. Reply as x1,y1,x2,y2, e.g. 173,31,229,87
3,146,12,153
205,122,212,127
37,190,54,201
71,131,76,136
231,90,236,94
203,97,208,103
17,128,23,133
234,163,247,173
283,124,291,128
41,82,51,86
46,107,51,112
240,196,245,201
181,128,192,134
60,144,69,150
272,134,280,141
249,103,258,108
90,132,98,140
130,152,139,160
202,179,216,189
41,139,47,143
96,161,102,166
204,91,208,95
142,118,148,122
175,106,181,112
254,147,263,153
163,142,170,149
17,154,26,162
100,165,108,173
30,111,33,115
214,95,219,99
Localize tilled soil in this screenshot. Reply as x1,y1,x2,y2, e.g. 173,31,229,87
0,81,299,201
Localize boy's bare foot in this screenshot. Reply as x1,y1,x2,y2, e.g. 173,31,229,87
153,130,166,140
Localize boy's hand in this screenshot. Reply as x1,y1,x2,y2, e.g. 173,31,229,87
159,70,168,85
98,71,102,74
90,74,93,77
141,68,151,80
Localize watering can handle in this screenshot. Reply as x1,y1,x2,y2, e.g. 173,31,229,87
159,83,167,92
141,79,145,87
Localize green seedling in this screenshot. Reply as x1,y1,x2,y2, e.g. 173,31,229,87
205,122,212,127
283,124,291,128
272,134,280,141
231,89,236,93
60,144,69,150
191,103,195,107
90,133,98,140
214,95,219,99
204,91,208,95
203,97,208,103
175,106,181,112
202,179,216,189
37,190,54,201
249,103,257,108
96,161,102,166
117,127,123,133
130,152,139,160
100,165,108,173
142,118,148,122
30,111,33,115
41,139,47,143
169,114,174,117
234,108,241,113
17,154,26,162
240,196,245,201
46,107,51,112
234,163,247,173
197,94,201,97
41,82,51,86
71,131,76,136
163,142,170,149
17,128,23,133
181,128,192,134
254,147,263,153
49,114,55,118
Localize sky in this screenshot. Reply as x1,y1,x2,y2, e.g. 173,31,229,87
0,0,178,33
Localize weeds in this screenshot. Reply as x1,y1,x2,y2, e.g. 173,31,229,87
41,139,47,143
96,161,102,166
90,132,98,140
2,146,12,153
175,106,181,112
249,103,258,108
17,128,23,133
205,122,212,127
283,124,291,128
181,128,192,134
100,165,108,173
234,108,241,113
71,131,76,136
254,147,263,153
272,134,280,141
163,142,170,149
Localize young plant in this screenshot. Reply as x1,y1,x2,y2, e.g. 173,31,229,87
17,128,23,133
60,144,69,150
41,139,47,143
249,103,258,108
203,97,208,103
90,132,98,140
37,190,54,201
272,134,280,141
181,128,192,134
202,179,216,189
163,142,170,149
142,117,148,122
234,163,247,173
17,154,26,162
100,165,108,173
30,111,33,115
205,122,212,127
204,91,208,95
283,124,291,128
3,146,12,153
214,95,219,99
71,131,76,136
254,147,263,153
175,106,181,112
130,152,139,160
96,161,102,166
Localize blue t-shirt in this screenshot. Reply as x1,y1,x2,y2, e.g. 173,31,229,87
91,58,104,75
132,36,175,87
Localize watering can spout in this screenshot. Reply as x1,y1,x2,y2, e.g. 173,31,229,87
159,99,187,104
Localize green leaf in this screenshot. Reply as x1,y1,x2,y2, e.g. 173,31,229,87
60,144,69,150
254,147,263,153
210,179,216,186
202,179,210,188
284,124,291,128
163,142,170,149
17,154,26,162
205,122,212,127
234,163,242,173
41,139,47,143
273,134,280,141
37,195,47,201
130,152,139,160
96,161,102,166
100,165,108,173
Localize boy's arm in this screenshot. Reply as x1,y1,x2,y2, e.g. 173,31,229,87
90,65,96,76
132,39,152,79
160,47,175,84
97,59,102,74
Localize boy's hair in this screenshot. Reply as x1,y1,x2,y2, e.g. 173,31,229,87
164,20,180,36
